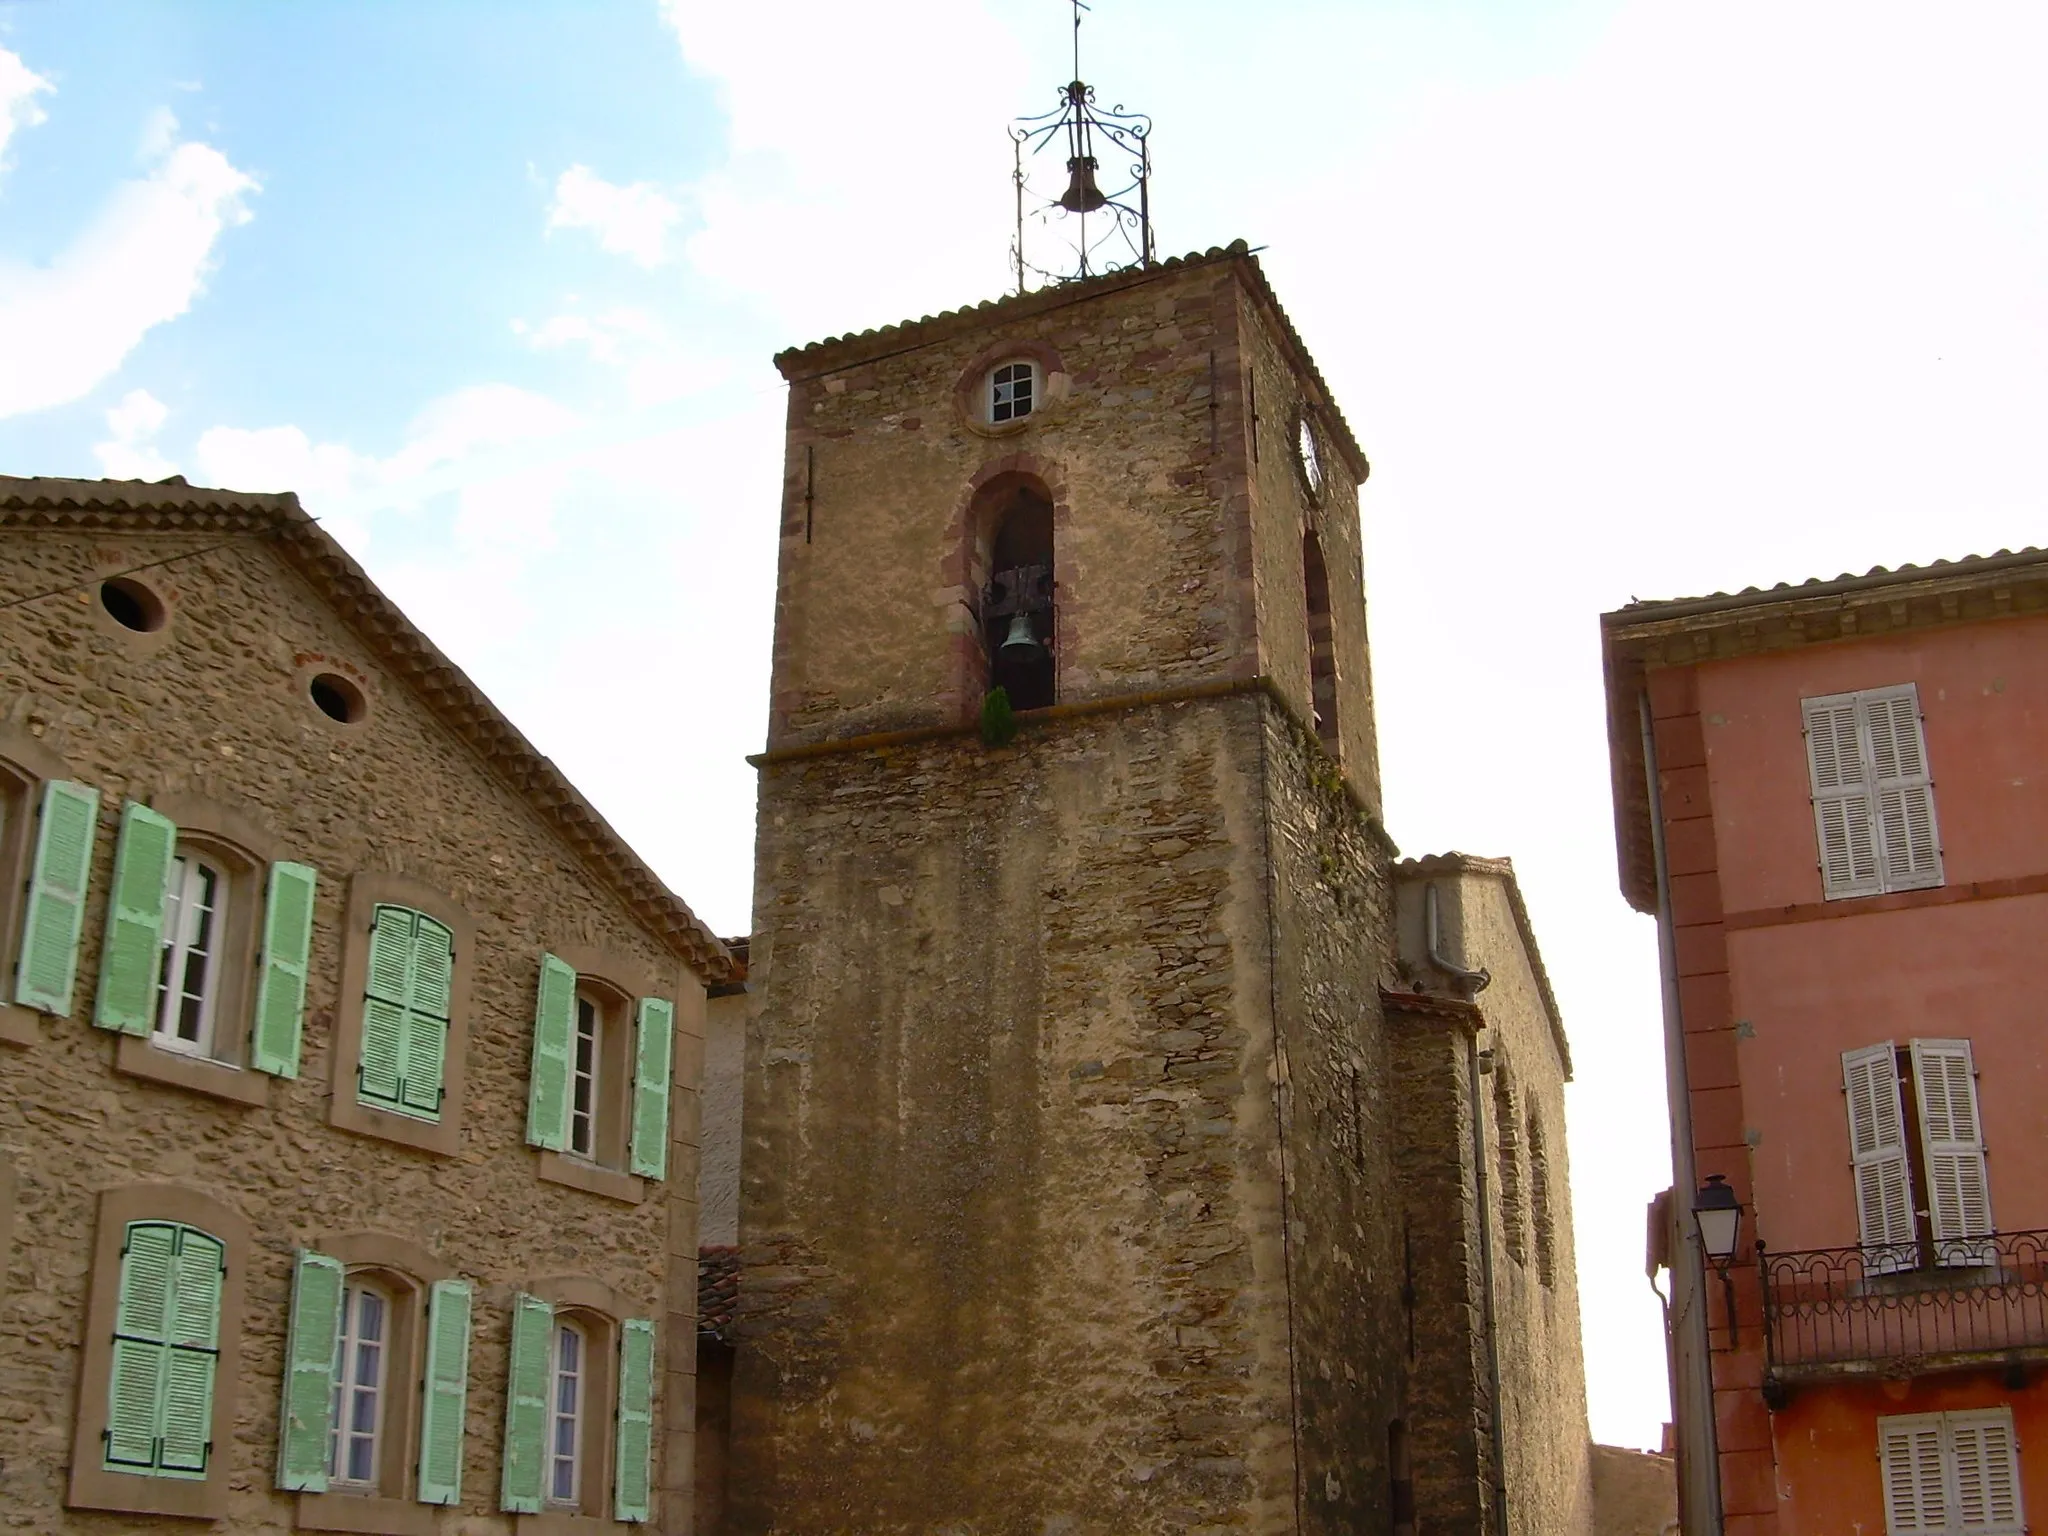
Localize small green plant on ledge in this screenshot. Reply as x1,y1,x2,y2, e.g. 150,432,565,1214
980,686,1018,747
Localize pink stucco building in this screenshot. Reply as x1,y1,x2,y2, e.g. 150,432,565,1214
1603,548,2048,1535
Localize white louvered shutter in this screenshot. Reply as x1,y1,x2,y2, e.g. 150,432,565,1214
1881,1414,1950,1534
1947,1409,2024,1535
1911,1039,1993,1266
1865,686,1943,891
1843,1043,1916,1271
1804,695,1882,898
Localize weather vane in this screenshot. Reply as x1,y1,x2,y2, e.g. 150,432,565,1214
1010,0,1154,292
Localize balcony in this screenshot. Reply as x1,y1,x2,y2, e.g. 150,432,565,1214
1761,1231,2048,1395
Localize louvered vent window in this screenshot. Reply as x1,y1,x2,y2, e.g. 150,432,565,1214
1802,684,1943,899
1880,1408,2023,1535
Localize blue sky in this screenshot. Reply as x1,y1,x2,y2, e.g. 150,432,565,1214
5,0,2047,1452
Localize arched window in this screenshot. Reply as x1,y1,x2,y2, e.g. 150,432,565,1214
1494,1068,1527,1266
973,475,1057,712
1303,529,1339,754
1530,1108,1556,1287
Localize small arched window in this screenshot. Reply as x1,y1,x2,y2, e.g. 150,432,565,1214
1303,529,1339,754
988,360,1037,423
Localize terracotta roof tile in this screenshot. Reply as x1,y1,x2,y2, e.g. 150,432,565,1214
1613,545,2048,620
0,474,737,985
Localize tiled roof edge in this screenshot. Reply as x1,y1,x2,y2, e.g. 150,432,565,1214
771,241,1369,482
0,477,738,986
1604,545,2048,631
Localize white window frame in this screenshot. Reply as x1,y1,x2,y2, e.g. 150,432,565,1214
328,1278,389,1491
153,854,226,1057
1880,1407,2023,1535
569,994,600,1160
988,361,1036,424
1802,683,1943,900
547,1320,586,1509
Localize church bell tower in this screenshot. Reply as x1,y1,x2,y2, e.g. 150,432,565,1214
732,46,1407,1534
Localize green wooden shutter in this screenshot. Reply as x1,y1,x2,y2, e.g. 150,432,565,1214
398,916,454,1118
250,862,318,1077
499,1293,553,1513
359,905,416,1108
16,779,101,1015
614,1317,655,1523
105,1221,176,1471
526,954,577,1150
94,801,178,1035
275,1249,343,1492
629,997,675,1179
416,1278,473,1506
159,1226,223,1478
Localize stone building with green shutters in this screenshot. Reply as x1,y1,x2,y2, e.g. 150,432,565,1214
0,475,735,1533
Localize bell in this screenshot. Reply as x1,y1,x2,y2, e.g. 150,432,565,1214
999,612,1044,657
1057,155,1107,214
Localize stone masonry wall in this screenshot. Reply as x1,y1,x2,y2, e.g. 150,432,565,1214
0,528,705,1532
735,694,1321,1534
1390,1011,1490,1536
770,259,1256,747
1390,865,1595,1536
1449,873,1593,1536
1257,707,1405,1532
1236,295,1382,816
701,989,745,1248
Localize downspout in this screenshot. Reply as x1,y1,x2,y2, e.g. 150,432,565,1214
1640,692,1723,1535
1426,883,1509,1536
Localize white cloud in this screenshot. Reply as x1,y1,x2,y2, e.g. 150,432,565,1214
0,133,257,419
0,47,52,175
547,165,680,268
658,0,1027,336
192,382,581,558
511,306,730,406
92,388,177,480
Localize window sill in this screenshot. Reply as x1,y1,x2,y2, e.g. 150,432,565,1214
538,1151,646,1206
114,1034,270,1106
65,1464,228,1520
330,1093,460,1157
517,1511,631,1535
0,1003,38,1047
297,1490,440,1534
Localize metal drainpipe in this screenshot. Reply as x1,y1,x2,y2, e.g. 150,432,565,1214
1639,692,1723,1535
1426,883,1509,1536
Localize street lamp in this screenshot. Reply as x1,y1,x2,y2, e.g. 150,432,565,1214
1693,1174,1744,1344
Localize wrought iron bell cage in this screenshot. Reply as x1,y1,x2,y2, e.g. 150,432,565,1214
1010,4,1154,291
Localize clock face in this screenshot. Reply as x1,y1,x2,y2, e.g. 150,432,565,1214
1296,416,1323,497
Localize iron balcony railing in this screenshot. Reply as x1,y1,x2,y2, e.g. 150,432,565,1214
1762,1230,2048,1381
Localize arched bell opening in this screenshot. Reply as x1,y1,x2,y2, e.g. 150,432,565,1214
971,474,1058,712
1303,527,1340,755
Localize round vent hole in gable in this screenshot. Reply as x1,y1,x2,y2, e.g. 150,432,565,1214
99,577,166,633
309,673,366,724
